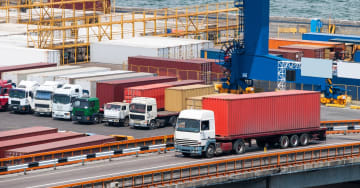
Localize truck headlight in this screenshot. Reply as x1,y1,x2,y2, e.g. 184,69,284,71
87,117,90,120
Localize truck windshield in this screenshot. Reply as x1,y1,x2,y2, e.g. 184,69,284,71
105,104,121,110
9,89,25,99
53,94,70,104
129,103,145,113
73,100,88,108
176,118,200,133
35,90,52,100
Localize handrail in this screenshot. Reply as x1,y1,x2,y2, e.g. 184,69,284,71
52,142,360,188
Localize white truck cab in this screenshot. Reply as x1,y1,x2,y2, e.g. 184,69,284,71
8,80,40,113
52,84,84,120
103,102,130,126
34,81,63,116
174,109,215,156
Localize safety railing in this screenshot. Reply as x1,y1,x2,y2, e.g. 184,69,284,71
52,142,360,188
321,120,360,127
0,135,173,167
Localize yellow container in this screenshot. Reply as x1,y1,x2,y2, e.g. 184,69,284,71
165,84,214,112
186,93,230,110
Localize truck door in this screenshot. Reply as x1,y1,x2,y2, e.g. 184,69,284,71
201,120,211,140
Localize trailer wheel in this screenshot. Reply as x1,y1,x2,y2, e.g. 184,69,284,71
233,139,245,154
204,144,215,158
289,135,299,147
300,133,310,146
123,117,129,127
279,136,289,149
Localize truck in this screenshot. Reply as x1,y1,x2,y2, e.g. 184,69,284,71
52,84,85,120
129,97,178,129
103,102,130,127
0,80,15,111
174,90,327,158
8,80,39,113
72,97,103,124
34,81,63,116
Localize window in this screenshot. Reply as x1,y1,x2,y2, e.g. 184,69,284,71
122,106,127,110
29,92,33,98
201,121,210,131
3,88,8,94
75,89,79,93
147,106,152,112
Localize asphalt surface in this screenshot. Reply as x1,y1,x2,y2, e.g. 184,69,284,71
0,106,359,138
1,134,360,188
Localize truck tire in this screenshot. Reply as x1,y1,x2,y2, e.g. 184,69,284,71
123,117,129,127
233,139,245,154
149,120,157,130
279,136,289,149
289,135,299,147
299,133,310,146
204,144,215,158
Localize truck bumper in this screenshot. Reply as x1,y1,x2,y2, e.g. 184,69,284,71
130,120,148,128
10,104,31,113
175,145,203,155
52,111,71,120
35,108,52,116
103,117,122,123
73,115,93,123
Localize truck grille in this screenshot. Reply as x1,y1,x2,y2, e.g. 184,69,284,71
11,100,20,105
75,111,84,116
35,104,49,108
175,139,199,147
130,114,145,120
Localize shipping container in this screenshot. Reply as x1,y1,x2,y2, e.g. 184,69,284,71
269,38,345,51
202,91,320,137
268,49,303,61
0,132,84,158
5,135,115,157
302,33,360,42
0,126,58,141
186,93,230,110
0,63,56,80
2,65,81,85
52,0,110,11
200,48,223,60
75,72,155,98
27,67,110,85
97,76,177,107
165,84,214,112
124,80,204,109
279,44,332,59
55,70,133,84
90,37,213,64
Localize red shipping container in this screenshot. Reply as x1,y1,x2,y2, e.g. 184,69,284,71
202,90,320,138
0,126,58,141
279,44,332,59
124,80,204,109
0,63,56,79
269,49,303,61
97,76,177,107
53,0,110,11
0,132,84,158
5,135,115,157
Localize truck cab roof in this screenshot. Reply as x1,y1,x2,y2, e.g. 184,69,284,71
37,81,63,92
17,80,39,91
130,97,156,105
54,84,82,95
179,109,214,120
106,102,128,106
76,97,98,102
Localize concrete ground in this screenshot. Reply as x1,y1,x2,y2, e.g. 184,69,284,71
0,106,359,138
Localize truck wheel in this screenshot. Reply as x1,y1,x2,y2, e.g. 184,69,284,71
204,145,215,158
233,139,245,154
299,133,310,146
289,135,299,147
149,120,157,130
279,136,289,149
93,116,100,124
123,117,129,127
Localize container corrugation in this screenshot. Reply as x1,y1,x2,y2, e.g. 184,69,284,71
269,38,345,51
55,70,133,84
202,90,320,138
279,44,332,59
124,80,203,109
165,84,214,112
97,76,177,107
0,63,56,80
5,135,115,157
186,93,230,110
0,132,84,158
0,126,58,141
268,49,303,61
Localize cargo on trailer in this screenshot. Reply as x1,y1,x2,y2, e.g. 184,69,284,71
55,70,133,84
0,132,84,158
0,126,58,141
0,63,56,80
5,135,115,157
97,76,177,107
27,67,111,85
186,93,230,110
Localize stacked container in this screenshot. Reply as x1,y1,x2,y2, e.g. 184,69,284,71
0,63,56,80
279,44,332,59
186,93,230,110
269,38,344,51
55,70,133,84
165,84,214,112
0,126,58,141
269,49,303,61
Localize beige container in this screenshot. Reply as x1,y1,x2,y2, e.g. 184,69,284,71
165,84,214,112
186,93,230,110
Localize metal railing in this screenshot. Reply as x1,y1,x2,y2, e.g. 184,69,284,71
321,120,360,127
52,142,360,188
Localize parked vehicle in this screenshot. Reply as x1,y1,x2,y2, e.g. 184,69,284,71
52,84,85,120
103,102,129,126
34,81,63,116
129,97,178,129
0,80,15,111
174,91,327,158
72,97,103,124
8,80,39,113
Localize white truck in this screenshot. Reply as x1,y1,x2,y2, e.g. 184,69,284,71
34,81,63,116
103,102,130,127
52,84,86,120
129,97,178,129
8,80,39,113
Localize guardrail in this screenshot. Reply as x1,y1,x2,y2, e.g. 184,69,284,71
321,120,360,127
52,142,360,188
0,135,173,167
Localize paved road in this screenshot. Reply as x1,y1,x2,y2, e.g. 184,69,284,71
1,134,360,188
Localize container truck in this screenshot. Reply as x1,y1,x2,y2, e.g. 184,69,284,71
52,84,86,120
174,91,326,158
0,80,15,111
72,97,103,124
34,81,63,116
103,102,130,126
8,80,39,113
